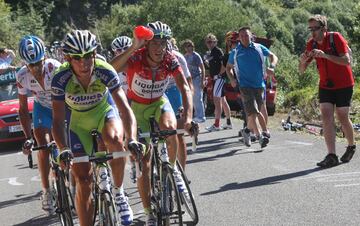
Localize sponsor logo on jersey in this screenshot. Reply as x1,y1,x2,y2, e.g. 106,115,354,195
52,87,64,96
66,92,104,106
131,73,168,99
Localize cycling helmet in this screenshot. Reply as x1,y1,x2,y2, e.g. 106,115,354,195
18,35,45,64
147,21,172,39
111,36,132,52
62,30,97,55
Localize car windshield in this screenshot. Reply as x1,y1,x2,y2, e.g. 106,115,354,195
0,82,19,101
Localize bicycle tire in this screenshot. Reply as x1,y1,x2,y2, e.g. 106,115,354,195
161,164,183,226
176,161,199,225
150,150,162,223
55,170,74,226
97,191,118,226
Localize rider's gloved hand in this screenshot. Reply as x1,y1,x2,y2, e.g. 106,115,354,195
128,140,146,160
22,137,34,155
56,147,73,168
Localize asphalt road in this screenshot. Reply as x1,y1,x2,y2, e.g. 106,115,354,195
1,117,359,226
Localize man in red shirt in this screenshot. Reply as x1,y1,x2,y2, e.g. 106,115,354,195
299,14,356,168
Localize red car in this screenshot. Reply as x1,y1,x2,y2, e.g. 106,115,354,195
203,37,277,116
0,70,34,143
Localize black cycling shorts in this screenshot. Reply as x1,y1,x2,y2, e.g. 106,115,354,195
318,86,353,107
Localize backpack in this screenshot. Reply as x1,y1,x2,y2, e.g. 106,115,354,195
312,32,353,66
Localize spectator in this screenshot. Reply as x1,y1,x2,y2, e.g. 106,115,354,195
204,33,232,132
183,39,206,123
226,26,277,148
0,48,16,74
299,14,356,168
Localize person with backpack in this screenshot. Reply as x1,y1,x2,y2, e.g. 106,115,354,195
299,14,356,168
226,26,277,148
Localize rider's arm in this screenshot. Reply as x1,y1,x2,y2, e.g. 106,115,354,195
52,100,68,150
111,87,137,141
18,94,32,139
174,71,193,124
110,34,145,73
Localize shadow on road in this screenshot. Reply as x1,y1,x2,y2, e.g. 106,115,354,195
0,142,22,154
200,167,325,196
0,191,42,210
13,214,59,226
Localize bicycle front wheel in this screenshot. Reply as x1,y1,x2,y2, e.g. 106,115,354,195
161,164,183,226
176,161,198,225
97,191,118,226
55,170,74,226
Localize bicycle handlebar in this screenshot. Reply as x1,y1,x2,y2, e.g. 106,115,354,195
72,151,131,164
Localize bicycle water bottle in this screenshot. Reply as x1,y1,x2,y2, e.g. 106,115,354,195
134,26,154,40
158,142,169,162
98,167,111,191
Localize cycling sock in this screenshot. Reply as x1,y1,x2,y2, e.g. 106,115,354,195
113,186,124,194
215,119,220,127
227,118,231,125
144,207,152,215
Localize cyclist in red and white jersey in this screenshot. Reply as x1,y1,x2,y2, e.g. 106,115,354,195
111,21,193,225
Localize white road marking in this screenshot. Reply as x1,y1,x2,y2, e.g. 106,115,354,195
0,177,24,186
334,183,360,187
291,171,360,181
285,140,313,146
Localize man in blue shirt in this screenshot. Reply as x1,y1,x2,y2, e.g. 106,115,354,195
226,26,278,148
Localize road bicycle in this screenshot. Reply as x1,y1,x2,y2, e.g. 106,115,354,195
281,107,323,136
139,117,199,225
28,142,75,226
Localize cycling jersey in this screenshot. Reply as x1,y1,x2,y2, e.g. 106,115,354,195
118,72,128,94
51,59,121,155
16,58,61,109
166,50,191,89
126,48,183,104
52,59,120,111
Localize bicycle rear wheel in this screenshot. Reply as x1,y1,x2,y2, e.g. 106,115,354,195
161,164,183,226
176,161,198,225
97,191,118,226
55,170,74,226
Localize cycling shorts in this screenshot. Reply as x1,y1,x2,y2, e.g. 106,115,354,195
213,76,226,97
33,101,52,129
67,95,120,155
165,86,182,117
131,96,174,143
319,86,353,107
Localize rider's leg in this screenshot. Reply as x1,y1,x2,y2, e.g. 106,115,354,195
159,111,178,163
33,128,52,192
336,106,354,146
176,117,187,170
72,162,94,226
101,118,126,188
136,148,152,211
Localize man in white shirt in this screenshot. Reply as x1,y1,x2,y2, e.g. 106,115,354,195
0,48,16,74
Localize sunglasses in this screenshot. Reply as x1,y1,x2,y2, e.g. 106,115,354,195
308,26,322,32
70,52,94,61
27,60,43,68
206,40,214,44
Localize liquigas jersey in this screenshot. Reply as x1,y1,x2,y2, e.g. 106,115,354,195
51,59,120,111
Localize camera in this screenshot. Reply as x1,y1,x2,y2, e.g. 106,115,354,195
326,80,334,88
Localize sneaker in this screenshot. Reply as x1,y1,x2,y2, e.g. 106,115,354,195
146,213,157,226
222,124,233,130
194,117,206,123
259,132,269,148
41,190,55,214
241,128,251,147
205,124,220,132
250,133,257,142
129,161,137,183
340,145,356,163
114,189,133,225
173,167,187,193
317,154,339,168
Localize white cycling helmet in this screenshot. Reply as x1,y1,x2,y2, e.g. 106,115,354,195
18,35,45,64
62,30,97,55
147,21,172,39
111,36,132,52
